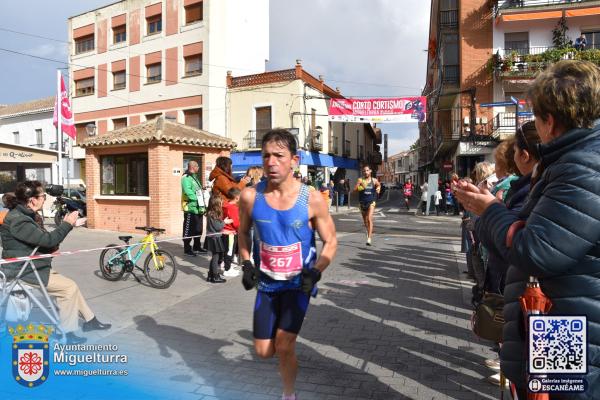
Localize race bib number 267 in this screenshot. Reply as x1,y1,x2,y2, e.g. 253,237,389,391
260,242,303,280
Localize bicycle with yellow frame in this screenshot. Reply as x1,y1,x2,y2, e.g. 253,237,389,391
99,226,177,289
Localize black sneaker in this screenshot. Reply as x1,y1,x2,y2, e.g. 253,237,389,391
195,248,208,254
82,317,112,332
184,250,197,257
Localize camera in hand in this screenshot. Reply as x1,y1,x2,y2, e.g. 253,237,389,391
47,184,87,224
65,201,85,217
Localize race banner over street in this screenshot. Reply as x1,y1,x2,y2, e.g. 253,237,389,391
328,97,426,123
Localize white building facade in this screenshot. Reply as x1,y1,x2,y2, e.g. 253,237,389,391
68,0,269,152
0,97,72,192
226,61,382,187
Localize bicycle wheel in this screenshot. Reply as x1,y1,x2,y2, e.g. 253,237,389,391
99,244,127,281
144,249,177,289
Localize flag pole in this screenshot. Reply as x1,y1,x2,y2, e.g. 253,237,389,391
66,70,71,197
56,70,63,187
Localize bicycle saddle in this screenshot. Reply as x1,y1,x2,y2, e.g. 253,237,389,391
118,236,133,242
135,226,166,233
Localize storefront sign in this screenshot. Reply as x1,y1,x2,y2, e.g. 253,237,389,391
1,151,34,160
457,142,494,156
328,97,426,123
0,145,57,163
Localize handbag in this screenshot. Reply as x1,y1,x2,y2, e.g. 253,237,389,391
472,292,504,342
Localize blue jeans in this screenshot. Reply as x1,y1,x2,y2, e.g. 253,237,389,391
337,193,345,206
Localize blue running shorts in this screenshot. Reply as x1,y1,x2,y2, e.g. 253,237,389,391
253,290,310,339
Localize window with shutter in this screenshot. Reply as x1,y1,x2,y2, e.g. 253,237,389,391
255,106,272,143
184,109,202,129
185,3,203,24
147,63,161,83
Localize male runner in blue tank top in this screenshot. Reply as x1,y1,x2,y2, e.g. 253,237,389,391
355,165,381,246
238,129,337,400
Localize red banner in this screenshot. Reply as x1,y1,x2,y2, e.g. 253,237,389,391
328,97,426,123
53,73,76,139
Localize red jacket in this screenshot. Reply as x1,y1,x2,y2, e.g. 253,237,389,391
222,201,239,233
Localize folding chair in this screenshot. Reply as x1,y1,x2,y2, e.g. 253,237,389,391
0,247,66,342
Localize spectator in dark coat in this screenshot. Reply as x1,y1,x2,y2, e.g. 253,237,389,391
455,60,600,398
334,179,347,206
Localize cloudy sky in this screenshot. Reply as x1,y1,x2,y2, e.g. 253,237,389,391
0,0,430,155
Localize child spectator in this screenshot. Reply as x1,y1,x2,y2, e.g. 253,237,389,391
222,188,241,277
434,187,443,216
203,195,232,283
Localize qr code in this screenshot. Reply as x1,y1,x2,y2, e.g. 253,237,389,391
529,316,586,374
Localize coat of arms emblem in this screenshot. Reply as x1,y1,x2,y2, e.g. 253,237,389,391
9,324,52,388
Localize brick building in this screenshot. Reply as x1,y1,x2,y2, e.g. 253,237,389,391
80,117,234,234
421,0,600,179
420,0,496,180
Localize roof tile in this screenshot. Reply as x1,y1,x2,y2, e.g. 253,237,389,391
0,97,54,118
81,117,236,149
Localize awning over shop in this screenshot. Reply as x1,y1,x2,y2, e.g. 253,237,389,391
299,151,359,169
231,151,263,174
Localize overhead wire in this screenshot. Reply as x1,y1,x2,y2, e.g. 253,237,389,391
0,26,424,98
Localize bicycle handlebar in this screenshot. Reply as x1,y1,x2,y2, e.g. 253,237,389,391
135,226,166,234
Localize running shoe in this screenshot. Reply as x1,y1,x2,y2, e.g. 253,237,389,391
487,372,509,387
366,237,372,246
484,358,501,371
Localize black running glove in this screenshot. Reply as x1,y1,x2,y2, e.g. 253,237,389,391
241,260,259,290
301,268,321,296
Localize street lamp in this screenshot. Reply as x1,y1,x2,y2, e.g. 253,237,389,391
86,123,97,136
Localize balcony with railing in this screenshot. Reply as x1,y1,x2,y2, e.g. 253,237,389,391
241,129,270,150
494,0,598,17
308,129,323,151
343,140,351,158
491,46,600,78
439,9,458,28
49,140,69,152
489,112,535,138
329,138,339,155
442,65,459,84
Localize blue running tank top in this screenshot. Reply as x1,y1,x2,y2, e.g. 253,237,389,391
358,178,377,204
252,181,317,293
